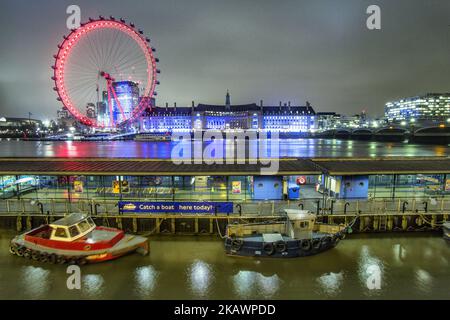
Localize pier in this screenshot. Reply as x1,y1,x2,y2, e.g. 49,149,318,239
0,156,448,235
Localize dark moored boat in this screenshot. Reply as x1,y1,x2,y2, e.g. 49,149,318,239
225,209,348,258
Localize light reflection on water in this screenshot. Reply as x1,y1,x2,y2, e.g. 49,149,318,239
187,260,213,298
316,271,345,296
233,271,281,299
0,233,449,299
82,274,105,297
134,265,159,297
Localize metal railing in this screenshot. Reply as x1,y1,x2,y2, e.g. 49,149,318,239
0,197,449,216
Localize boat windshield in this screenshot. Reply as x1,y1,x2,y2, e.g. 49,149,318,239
77,219,92,233
87,217,95,227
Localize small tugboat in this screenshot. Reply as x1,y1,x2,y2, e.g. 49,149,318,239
224,209,350,258
9,213,149,264
443,222,450,242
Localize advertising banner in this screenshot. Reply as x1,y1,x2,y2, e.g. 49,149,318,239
231,181,241,194
118,201,233,214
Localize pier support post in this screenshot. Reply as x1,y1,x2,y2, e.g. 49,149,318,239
156,218,161,234
209,218,213,234
171,218,176,234
195,218,199,234
16,215,22,232
132,218,138,233
26,215,32,230
402,216,408,231
116,217,123,230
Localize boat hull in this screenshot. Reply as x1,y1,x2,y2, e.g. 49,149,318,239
10,233,149,264
225,232,344,258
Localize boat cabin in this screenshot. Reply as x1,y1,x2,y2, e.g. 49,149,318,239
48,213,96,242
285,209,316,239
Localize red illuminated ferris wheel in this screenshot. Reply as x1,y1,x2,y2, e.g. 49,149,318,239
52,16,160,129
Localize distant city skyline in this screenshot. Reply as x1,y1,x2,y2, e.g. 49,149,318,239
1,0,450,120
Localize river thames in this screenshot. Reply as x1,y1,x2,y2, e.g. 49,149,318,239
0,231,448,300
0,139,449,158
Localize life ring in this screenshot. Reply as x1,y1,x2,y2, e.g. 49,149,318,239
231,239,243,251
312,238,321,250
275,240,287,253
263,242,275,255
300,239,312,252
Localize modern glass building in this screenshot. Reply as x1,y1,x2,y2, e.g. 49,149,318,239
385,93,450,123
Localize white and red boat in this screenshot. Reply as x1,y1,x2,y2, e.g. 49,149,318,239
9,213,149,264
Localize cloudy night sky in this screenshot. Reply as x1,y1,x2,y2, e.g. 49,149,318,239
0,0,450,120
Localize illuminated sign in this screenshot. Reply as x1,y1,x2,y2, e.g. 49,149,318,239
118,201,233,214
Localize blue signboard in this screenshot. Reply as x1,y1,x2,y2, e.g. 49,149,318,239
118,201,233,214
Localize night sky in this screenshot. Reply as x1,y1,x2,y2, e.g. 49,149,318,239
0,0,449,120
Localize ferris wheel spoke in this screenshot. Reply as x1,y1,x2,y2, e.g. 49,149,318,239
84,32,104,71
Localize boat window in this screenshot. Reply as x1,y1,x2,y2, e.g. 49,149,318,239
55,227,68,238
77,220,91,233
300,221,309,228
87,217,95,227
68,225,80,237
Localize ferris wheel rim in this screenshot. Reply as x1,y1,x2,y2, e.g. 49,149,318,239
52,18,158,128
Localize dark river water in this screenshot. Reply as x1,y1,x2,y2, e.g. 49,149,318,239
0,231,448,300
0,139,448,158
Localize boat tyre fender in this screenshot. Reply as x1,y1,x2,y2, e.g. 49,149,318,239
76,257,87,266
321,237,332,248
15,246,25,257
49,253,57,264
275,240,287,253
31,250,40,261
9,243,17,255
56,255,66,264
263,242,275,256
332,235,340,245
39,253,49,263
24,248,32,259
338,232,346,240
231,239,243,251
300,239,312,252
312,238,321,250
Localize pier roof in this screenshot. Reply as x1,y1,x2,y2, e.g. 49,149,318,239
0,158,320,176
312,157,450,175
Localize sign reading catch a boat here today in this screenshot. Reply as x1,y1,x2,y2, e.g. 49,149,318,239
118,201,233,214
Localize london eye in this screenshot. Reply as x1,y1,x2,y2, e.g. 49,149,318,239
52,16,159,129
